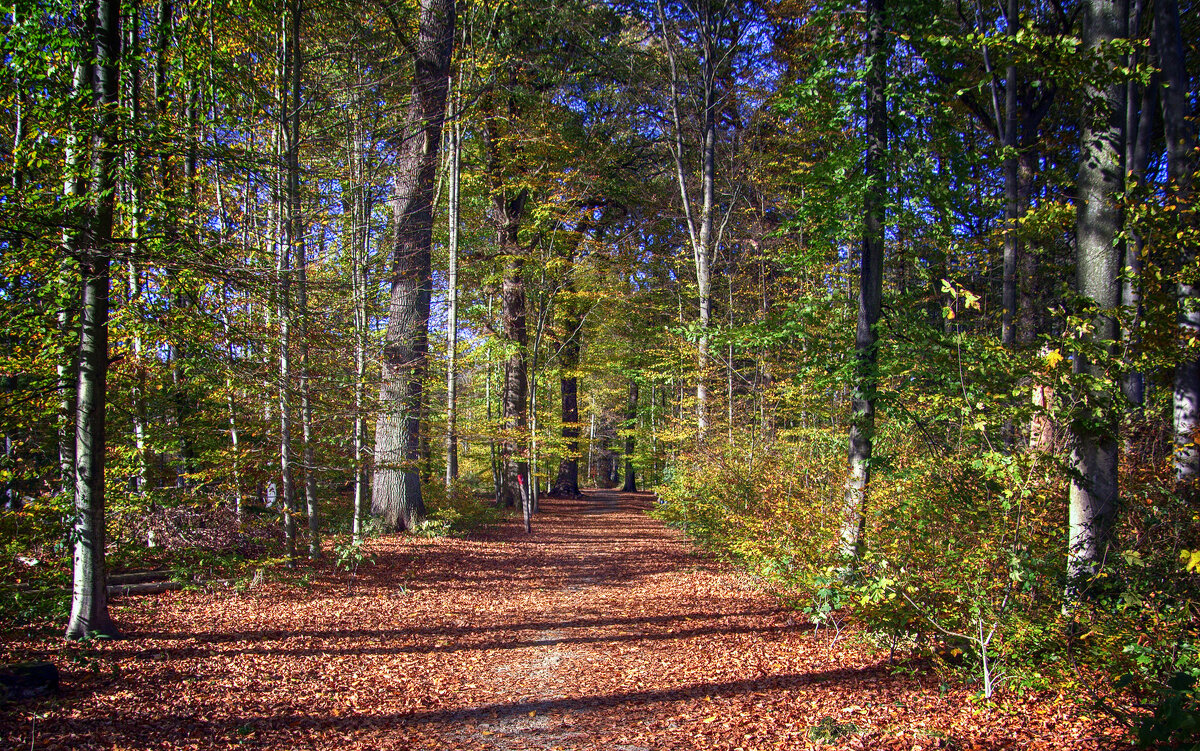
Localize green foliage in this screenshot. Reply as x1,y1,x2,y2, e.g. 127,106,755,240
332,536,375,595
413,480,504,538
0,495,72,631
808,716,858,742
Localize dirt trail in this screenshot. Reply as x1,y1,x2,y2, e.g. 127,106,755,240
2,491,1124,750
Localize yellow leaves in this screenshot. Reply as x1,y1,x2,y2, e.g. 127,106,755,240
1180,549,1200,573
1043,349,1064,369
941,279,980,320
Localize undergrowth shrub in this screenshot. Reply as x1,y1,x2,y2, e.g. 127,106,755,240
415,479,503,537
653,429,844,597
657,414,1199,745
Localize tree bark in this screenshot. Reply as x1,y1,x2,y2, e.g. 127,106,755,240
1000,0,1019,350
1069,0,1124,585
496,193,531,514
372,0,455,531
551,296,582,498
840,0,887,563
66,0,120,640
284,0,318,559
445,84,461,487
622,381,638,492
1158,0,1200,496
276,8,297,564
350,115,371,542
657,0,719,438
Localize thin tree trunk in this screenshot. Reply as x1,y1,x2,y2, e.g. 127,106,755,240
372,0,455,530
276,10,297,565
657,0,716,437
1069,0,1124,585
124,0,149,497
1000,0,1019,350
445,83,461,486
351,116,370,542
59,35,90,499
840,0,887,563
66,0,120,640
284,0,318,559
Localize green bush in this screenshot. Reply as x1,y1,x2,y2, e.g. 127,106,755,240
415,479,503,537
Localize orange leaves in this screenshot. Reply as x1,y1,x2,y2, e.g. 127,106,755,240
0,492,1130,751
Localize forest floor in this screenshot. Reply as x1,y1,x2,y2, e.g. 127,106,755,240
2,490,1129,750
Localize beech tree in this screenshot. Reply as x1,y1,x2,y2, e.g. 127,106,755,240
66,0,121,641
1067,0,1123,585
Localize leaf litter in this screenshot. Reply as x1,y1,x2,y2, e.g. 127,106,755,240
1,491,1128,750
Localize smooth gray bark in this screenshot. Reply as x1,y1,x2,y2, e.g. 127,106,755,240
277,8,297,564
66,0,120,640
1069,0,1124,585
657,0,723,437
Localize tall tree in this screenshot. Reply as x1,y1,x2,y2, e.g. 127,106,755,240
1068,0,1124,584
66,0,121,640
840,0,887,562
656,0,736,437
1159,0,1200,496
372,0,455,530
444,75,462,487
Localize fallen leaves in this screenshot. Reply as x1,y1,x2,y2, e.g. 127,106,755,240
1,491,1129,750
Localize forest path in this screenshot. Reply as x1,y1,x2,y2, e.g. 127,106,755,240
3,491,1123,750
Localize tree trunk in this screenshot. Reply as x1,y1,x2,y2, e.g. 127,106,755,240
66,0,121,640
551,303,582,497
1069,0,1124,585
372,0,455,531
658,0,718,437
283,0,318,559
1120,0,1150,412
622,381,638,493
1000,0,1019,350
1157,0,1200,496
351,119,371,542
840,0,887,563
496,194,530,513
276,10,297,565
445,86,461,487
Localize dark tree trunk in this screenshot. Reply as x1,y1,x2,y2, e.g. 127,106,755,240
1069,0,1124,586
372,0,455,531
622,381,638,493
840,0,887,562
496,192,530,511
66,0,120,641
551,279,582,498
1000,0,1019,350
